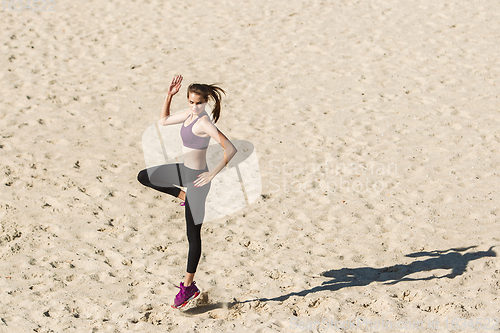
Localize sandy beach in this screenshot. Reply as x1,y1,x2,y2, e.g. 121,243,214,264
1,0,499,332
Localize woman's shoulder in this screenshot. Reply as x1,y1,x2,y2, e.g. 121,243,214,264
199,113,214,123
197,113,216,130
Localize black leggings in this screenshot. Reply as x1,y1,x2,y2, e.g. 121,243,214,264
137,163,210,273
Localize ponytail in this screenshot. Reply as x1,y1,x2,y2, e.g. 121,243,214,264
187,83,226,123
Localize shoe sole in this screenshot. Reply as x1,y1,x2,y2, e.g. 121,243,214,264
171,290,201,309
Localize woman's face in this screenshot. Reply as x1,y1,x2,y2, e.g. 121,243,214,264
188,92,207,114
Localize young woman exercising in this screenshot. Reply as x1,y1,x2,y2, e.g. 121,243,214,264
137,75,237,308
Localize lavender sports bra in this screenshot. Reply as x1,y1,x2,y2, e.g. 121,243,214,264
180,113,210,150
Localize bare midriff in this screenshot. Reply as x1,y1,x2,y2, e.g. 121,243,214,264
182,146,208,170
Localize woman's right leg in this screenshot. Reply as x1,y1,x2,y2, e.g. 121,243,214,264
137,163,183,198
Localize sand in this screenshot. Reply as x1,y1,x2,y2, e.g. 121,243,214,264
1,0,499,332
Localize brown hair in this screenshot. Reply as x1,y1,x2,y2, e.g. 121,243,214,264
187,83,226,123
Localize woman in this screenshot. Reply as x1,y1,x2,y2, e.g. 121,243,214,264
137,75,237,309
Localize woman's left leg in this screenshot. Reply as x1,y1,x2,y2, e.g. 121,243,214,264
185,198,202,285
184,165,211,281
171,166,211,308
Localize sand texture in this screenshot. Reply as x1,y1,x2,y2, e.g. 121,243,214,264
1,0,499,332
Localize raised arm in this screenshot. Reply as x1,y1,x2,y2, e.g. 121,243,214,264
159,75,189,126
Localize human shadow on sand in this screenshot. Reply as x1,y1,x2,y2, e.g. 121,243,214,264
183,246,496,314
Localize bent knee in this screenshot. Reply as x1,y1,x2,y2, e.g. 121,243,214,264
137,169,149,185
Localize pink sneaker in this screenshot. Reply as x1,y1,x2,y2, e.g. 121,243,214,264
171,281,200,309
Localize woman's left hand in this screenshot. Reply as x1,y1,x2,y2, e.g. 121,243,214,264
194,172,213,187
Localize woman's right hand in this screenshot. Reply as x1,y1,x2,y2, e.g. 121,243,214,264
167,75,183,96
